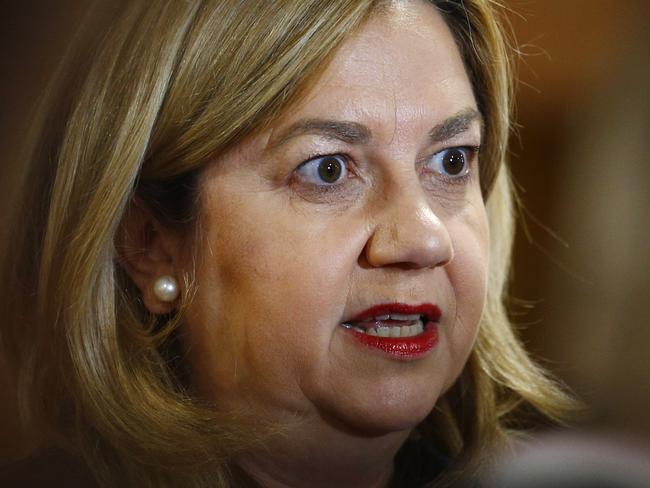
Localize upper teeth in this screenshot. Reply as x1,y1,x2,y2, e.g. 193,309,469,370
378,313,421,321
340,317,425,338
367,321,424,337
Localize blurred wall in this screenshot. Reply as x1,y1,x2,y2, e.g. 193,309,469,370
0,0,91,462
1,0,649,462
505,0,650,439
0,1,88,217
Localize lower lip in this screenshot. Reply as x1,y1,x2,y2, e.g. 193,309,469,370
348,322,439,359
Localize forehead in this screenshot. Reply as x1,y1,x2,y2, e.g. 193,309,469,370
271,1,477,143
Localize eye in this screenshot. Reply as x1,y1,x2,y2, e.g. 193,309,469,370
295,154,349,186
426,147,474,177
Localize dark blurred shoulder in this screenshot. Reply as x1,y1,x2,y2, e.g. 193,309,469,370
0,447,96,488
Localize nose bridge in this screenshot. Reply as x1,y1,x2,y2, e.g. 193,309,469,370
364,181,453,269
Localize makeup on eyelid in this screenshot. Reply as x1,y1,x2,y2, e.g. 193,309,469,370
182,0,489,446
289,145,478,198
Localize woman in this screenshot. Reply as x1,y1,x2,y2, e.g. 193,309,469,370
0,0,577,486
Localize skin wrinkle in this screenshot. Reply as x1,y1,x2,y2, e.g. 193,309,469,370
164,3,490,487
389,79,399,147
431,189,474,213
0,1,574,483
269,110,480,154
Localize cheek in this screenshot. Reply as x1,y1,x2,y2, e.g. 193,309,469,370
212,206,356,332
184,190,367,407
451,219,489,315
442,206,489,382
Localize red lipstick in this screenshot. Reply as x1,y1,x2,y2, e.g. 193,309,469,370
342,303,440,359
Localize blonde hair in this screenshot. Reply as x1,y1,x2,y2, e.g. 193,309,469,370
1,0,578,485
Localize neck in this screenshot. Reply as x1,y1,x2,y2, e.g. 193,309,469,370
234,413,411,488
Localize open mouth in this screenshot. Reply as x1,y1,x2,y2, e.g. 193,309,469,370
340,314,427,338
339,303,441,339
339,303,441,358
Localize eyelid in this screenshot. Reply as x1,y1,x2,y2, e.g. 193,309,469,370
297,152,350,167
421,145,479,184
293,153,353,186
427,145,479,168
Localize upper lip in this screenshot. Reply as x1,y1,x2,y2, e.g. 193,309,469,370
344,303,441,323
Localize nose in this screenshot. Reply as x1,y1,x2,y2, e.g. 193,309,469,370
363,188,453,270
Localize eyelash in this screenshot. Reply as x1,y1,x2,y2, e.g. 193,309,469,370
292,153,354,188
291,145,480,191
423,145,480,186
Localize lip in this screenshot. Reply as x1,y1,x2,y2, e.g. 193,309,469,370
347,303,441,323
342,303,441,359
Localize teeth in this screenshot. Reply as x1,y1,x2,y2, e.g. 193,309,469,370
340,318,426,337
341,320,425,337
376,314,390,320
376,327,390,337
389,313,421,321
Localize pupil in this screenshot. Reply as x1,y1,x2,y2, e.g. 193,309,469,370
318,157,342,183
443,150,465,175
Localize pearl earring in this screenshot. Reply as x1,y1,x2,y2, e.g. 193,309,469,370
153,275,179,302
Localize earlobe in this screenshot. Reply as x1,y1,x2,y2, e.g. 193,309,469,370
116,199,182,314
152,275,180,303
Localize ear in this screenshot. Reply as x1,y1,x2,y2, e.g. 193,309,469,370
116,199,184,315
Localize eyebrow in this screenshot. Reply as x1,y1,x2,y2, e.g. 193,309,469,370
270,108,482,149
427,108,482,145
270,119,372,148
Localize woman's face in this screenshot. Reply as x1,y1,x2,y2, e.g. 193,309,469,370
181,2,488,434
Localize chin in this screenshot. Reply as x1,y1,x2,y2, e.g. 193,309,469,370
318,381,442,436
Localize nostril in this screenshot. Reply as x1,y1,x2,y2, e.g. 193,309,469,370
361,198,454,269
362,223,451,268
437,252,453,268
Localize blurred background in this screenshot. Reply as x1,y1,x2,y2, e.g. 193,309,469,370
504,0,650,441
1,0,649,465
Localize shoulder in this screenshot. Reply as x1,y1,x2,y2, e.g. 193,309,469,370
0,448,96,487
